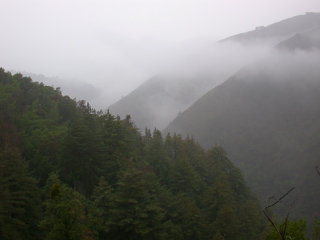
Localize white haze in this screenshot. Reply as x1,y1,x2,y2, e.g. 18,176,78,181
0,0,319,110
110,41,274,130
244,48,320,84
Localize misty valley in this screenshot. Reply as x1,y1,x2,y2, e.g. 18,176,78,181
1,12,320,240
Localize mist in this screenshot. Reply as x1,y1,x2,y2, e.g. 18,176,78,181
238,47,320,85
1,0,319,111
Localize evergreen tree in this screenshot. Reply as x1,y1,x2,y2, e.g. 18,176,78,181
109,167,169,240
207,145,250,202
143,129,171,184
60,102,106,195
165,192,206,240
0,146,41,240
90,176,116,239
40,176,88,240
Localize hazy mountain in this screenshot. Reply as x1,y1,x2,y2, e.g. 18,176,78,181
107,45,268,131
163,37,320,221
108,74,224,130
108,12,320,132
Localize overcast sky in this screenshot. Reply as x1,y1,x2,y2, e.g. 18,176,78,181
0,0,319,107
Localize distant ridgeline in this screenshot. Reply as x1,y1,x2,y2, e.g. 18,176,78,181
221,12,320,44
0,68,266,239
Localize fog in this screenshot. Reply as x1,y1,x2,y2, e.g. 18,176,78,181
237,47,320,85
0,0,319,110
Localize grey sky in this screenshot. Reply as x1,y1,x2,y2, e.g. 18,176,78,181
0,0,319,108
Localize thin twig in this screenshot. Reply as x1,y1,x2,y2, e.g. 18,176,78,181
283,199,296,237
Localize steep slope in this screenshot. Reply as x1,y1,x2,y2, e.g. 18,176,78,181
163,47,320,221
109,12,320,132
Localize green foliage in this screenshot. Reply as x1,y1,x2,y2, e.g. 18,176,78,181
60,102,106,195
40,178,88,240
0,146,41,240
143,128,171,184
312,217,320,240
108,168,169,240
264,219,309,240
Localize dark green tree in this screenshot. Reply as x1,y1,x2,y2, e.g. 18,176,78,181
143,129,171,184
90,176,116,239
164,192,206,240
60,102,106,195
109,167,169,240
0,146,41,240
40,176,88,240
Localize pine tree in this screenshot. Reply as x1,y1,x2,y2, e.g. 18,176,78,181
109,167,169,240
60,102,106,195
166,192,206,240
90,176,116,239
40,176,88,240
0,146,41,240
143,129,170,183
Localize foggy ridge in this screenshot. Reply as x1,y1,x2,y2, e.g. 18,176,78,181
108,12,320,131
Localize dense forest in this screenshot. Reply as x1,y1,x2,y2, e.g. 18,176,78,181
0,68,319,240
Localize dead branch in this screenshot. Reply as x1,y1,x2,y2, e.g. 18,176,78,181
262,187,295,240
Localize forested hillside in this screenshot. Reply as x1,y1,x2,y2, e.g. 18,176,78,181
164,44,320,224
0,68,266,239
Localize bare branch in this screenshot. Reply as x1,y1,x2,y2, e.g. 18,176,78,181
262,209,284,239
263,187,295,240
283,199,296,237
315,166,320,177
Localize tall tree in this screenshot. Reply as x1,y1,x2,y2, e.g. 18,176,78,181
90,176,116,239
108,167,169,240
0,146,41,240
143,129,171,184
40,175,88,240
60,102,106,195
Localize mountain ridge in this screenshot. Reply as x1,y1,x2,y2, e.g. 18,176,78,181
108,12,320,131
221,12,320,44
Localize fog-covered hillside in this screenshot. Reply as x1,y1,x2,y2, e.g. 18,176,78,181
163,33,320,222
109,13,320,131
